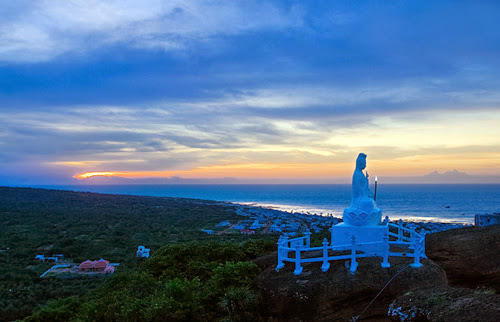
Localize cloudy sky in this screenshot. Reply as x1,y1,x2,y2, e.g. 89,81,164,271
1,0,499,185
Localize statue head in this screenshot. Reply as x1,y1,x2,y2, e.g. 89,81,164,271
355,153,367,170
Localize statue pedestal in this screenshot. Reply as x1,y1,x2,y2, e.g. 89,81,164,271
343,205,382,226
330,222,388,254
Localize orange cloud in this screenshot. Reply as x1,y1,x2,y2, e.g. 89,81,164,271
71,161,426,180
73,151,500,180
74,163,352,180
74,171,127,179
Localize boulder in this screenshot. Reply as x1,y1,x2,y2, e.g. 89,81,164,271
426,225,500,291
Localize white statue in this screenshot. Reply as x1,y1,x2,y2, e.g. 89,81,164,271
343,153,382,226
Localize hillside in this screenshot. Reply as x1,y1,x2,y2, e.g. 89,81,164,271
0,186,250,321
1,187,498,321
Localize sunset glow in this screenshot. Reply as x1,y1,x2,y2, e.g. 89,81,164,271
74,172,126,179
74,151,500,182
74,163,351,180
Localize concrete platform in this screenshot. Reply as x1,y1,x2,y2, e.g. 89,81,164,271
330,222,388,254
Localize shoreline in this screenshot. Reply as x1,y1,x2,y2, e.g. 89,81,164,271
3,185,477,227
234,201,475,225
231,202,473,235
32,183,491,224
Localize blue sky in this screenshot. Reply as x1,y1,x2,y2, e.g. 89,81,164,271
1,0,499,185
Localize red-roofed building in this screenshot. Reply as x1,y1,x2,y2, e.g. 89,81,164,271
93,258,109,270
241,229,255,235
78,260,94,271
78,258,113,272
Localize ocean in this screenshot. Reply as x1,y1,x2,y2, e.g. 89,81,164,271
36,184,500,224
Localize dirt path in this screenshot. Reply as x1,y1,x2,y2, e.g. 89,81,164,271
218,224,236,235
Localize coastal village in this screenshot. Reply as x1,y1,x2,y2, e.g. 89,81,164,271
34,203,490,279
201,205,339,236
201,204,477,237
200,205,341,237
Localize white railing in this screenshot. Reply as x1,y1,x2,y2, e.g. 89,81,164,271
276,221,426,275
388,219,427,259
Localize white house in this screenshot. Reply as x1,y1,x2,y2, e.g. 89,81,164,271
35,254,62,262
269,224,282,233
136,245,150,258
475,213,499,227
215,220,231,227
249,220,261,230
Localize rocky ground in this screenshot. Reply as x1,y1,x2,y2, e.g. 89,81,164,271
388,286,499,321
426,224,500,292
253,224,500,321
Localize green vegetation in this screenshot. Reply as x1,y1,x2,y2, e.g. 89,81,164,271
428,294,448,308
0,187,275,321
26,241,272,321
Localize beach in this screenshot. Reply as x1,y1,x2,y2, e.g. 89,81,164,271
227,202,472,239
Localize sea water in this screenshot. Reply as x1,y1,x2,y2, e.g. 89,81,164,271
39,184,500,224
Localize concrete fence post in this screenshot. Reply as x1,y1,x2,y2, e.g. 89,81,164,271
398,219,403,241
294,245,303,275
276,236,284,271
321,238,330,272
411,233,422,268
409,230,415,250
305,228,312,248
420,229,427,258
381,231,390,268
283,236,289,260
350,235,358,273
